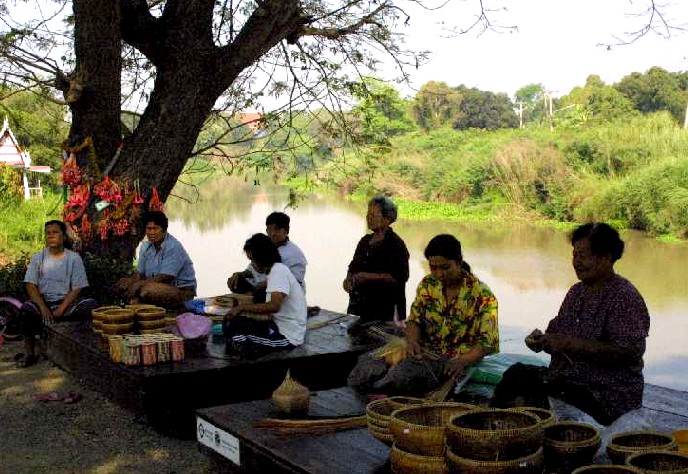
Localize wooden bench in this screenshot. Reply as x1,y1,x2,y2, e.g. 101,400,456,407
196,387,391,473
45,310,378,438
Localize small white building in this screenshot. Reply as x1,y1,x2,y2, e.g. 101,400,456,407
0,116,51,199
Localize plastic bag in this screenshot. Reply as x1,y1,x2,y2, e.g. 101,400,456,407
176,312,212,339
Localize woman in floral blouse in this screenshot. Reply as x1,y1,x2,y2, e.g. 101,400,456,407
348,234,499,396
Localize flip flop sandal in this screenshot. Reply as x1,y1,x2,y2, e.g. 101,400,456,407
63,391,82,404
33,391,65,402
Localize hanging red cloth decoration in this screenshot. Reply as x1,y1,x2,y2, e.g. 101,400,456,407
93,176,122,204
62,153,83,186
149,186,164,211
63,185,90,223
80,214,92,241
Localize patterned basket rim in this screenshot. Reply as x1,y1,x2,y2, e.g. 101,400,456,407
447,408,541,436
571,465,646,473
446,445,543,466
391,443,446,461
625,449,688,466
390,402,476,429
610,430,676,445
544,421,602,447
366,399,393,419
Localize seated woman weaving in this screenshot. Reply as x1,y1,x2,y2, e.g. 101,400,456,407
491,223,650,425
223,233,307,354
347,234,499,396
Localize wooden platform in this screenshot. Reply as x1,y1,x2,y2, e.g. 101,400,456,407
196,384,688,473
196,387,390,473
44,310,378,438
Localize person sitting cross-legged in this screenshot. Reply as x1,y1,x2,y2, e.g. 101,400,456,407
347,234,499,396
116,210,197,308
17,220,97,367
223,233,307,355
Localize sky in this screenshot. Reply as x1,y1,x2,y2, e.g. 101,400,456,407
387,0,688,99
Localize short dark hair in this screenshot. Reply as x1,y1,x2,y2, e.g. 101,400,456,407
266,212,290,231
142,210,168,231
424,234,472,273
244,233,281,267
44,220,72,250
368,196,398,223
570,222,624,262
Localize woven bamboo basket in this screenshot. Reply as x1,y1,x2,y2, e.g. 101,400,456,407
543,421,601,473
446,408,543,461
571,466,645,474
369,425,394,446
674,430,688,455
101,308,135,325
607,431,678,465
92,305,121,331
388,396,427,411
626,450,688,473
138,318,167,330
135,307,166,321
514,406,556,429
445,445,544,473
367,398,395,427
125,304,158,313
390,442,448,474
389,402,475,456
101,322,135,335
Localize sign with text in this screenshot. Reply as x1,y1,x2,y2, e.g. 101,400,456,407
197,416,241,465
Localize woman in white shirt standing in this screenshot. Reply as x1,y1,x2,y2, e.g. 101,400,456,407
224,233,307,355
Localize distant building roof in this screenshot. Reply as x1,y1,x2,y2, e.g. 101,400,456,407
238,112,263,132
0,116,51,173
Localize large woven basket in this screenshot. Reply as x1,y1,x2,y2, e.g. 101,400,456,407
543,421,601,473
607,431,678,465
390,443,448,474
101,308,135,325
368,422,394,446
389,402,475,456
366,398,394,444
445,445,544,473
571,466,645,474
514,406,556,429
626,450,688,473
135,307,166,321
138,318,167,330
446,408,543,461
388,396,427,411
92,306,122,331
101,322,135,335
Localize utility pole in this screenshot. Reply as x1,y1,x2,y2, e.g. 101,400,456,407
517,101,524,129
543,91,554,131
684,99,688,129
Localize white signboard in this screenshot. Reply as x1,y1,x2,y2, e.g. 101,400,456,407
197,416,241,465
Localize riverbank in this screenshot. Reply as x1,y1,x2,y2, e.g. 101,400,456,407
0,338,212,473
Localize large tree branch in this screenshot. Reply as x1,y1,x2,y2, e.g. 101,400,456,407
120,0,162,62
216,0,306,82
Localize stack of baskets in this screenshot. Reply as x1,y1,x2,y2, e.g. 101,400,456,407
625,450,688,473
98,308,136,347
129,305,167,334
445,408,545,473
389,402,475,474
606,431,678,465
542,421,601,473
91,305,124,339
366,398,395,446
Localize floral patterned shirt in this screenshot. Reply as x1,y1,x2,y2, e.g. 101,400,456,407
407,271,499,359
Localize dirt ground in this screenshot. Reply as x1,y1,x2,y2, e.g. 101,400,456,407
0,338,215,474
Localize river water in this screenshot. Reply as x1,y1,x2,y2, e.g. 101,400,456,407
166,179,688,391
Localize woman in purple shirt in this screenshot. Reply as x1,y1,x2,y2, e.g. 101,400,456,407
492,223,650,425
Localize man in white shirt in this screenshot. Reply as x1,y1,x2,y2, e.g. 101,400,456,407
223,233,307,355
227,212,307,299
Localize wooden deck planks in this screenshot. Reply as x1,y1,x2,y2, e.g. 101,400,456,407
44,310,379,437
197,387,390,474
